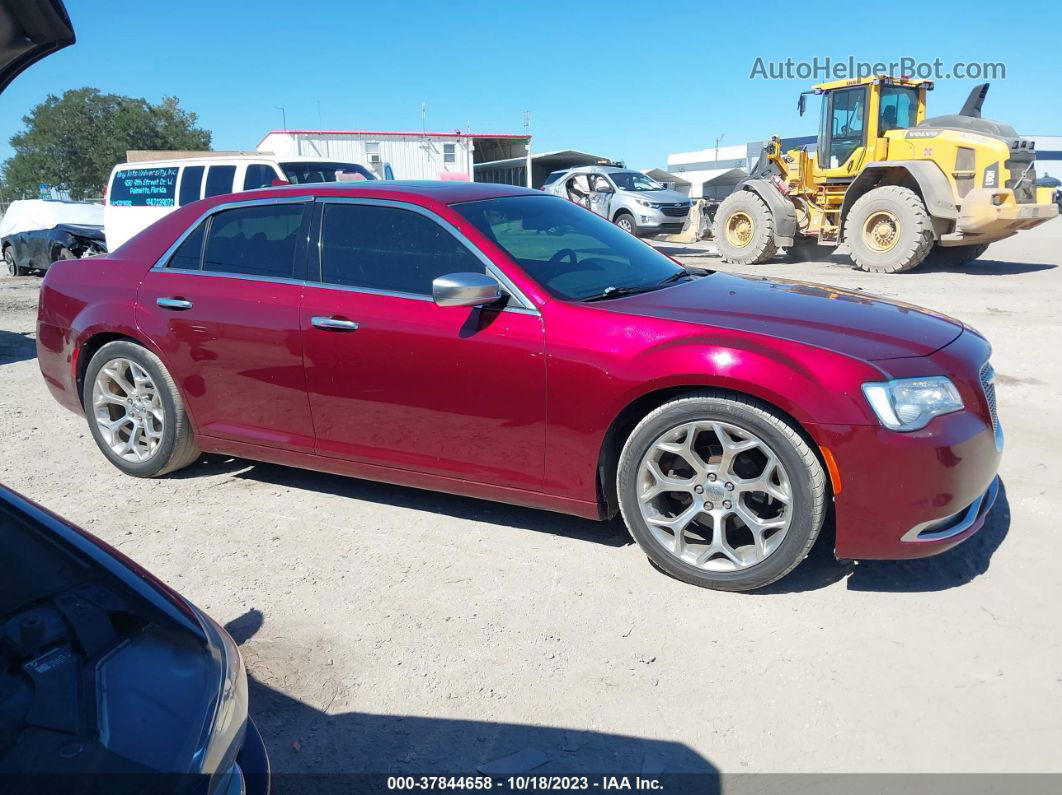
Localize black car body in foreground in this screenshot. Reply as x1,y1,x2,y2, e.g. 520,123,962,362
0,484,269,794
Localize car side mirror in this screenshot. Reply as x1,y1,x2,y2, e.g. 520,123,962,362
432,272,504,308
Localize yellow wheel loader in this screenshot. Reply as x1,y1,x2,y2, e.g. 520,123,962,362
712,76,1059,272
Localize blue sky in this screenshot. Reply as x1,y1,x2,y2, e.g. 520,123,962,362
2,0,1059,169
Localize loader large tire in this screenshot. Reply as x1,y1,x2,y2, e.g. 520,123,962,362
922,243,989,268
713,190,778,265
843,186,935,273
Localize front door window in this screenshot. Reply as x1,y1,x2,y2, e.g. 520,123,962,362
825,86,867,169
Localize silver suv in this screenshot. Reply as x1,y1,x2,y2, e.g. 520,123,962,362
542,166,691,236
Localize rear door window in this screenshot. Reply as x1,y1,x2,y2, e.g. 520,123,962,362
108,167,178,207
202,203,306,279
167,222,206,270
178,166,204,206
318,203,483,295
204,165,237,198
243,164,279,190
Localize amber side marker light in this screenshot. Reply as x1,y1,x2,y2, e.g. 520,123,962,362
820,446,842,495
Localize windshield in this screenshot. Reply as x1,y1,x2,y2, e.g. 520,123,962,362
280,162,376,184
608,171,665,191
452,195,688,301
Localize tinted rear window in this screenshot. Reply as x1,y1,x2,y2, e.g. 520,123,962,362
178,166,204,206
243,164,278,190
168,222,205,270
202,203,305,278
109,167,178,207
280,162,375,184
204,165,237,198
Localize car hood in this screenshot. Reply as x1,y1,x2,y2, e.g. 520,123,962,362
596,272,963,361
0,0,74,94
55,222,105,239
621,188,689,204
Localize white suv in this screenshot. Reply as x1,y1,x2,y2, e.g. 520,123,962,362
542,166,691,236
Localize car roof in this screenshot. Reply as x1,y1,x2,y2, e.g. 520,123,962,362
555,166,629,175
258,180,542,204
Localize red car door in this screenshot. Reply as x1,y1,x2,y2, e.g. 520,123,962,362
136,199,316,452
299,199,546,490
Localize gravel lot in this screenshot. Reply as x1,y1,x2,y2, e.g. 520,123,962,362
1,222,1060,780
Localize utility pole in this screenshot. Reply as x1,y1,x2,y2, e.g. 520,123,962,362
276,106,287,130
714,133,725,164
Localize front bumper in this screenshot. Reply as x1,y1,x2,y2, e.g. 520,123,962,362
630,205,690,235
818,409,1001,560
947,186,1059,244
900,475,999,543
234,718,270,795
815,329,1002,560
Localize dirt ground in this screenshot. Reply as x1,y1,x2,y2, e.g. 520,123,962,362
1,221,1060,779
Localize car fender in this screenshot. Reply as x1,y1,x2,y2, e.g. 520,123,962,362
739,178,797,244
608,336,881,431
840,161,957,234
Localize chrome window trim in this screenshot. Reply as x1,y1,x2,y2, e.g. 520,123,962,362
145,268,307,288
314,196,540,315
149,195,317,273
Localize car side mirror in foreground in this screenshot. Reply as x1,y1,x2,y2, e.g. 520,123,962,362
432,272,504,308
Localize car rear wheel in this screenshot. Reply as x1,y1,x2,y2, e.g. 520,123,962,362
83,341,199,477
614,211,637,235
617,392,826,591
4,246,28,276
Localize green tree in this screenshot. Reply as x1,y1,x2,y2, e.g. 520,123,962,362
0,87,211,199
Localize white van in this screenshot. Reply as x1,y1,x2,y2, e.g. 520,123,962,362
104,155,380,250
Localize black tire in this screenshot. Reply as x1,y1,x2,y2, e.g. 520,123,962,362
614,211,638,236
82,340,200,477
922,242,989,268
712,190,778,265
843,186,935,273
4,245,28,276
617,391,826,592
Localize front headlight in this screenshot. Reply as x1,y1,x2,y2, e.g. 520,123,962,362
862,376,964,431
635,198,662,208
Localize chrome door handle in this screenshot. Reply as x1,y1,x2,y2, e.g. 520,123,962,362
311,316,359,331
157,297,193,311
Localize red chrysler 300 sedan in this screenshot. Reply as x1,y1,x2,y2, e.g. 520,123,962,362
36,182,1002,591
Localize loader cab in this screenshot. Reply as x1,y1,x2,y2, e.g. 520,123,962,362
811,77,929,178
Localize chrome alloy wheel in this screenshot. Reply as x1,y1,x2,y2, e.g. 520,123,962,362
91,358,165,462
636,421,793,571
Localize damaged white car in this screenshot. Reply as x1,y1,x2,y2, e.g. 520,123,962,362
1,199,107,276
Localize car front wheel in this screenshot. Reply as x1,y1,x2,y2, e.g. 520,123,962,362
617,392,826,591
4,246,28,276
614,212,637,235
83,341,200,477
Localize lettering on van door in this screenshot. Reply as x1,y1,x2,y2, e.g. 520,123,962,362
109,167,178,207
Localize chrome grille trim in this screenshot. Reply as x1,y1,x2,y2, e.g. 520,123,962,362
980,362,1004,451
